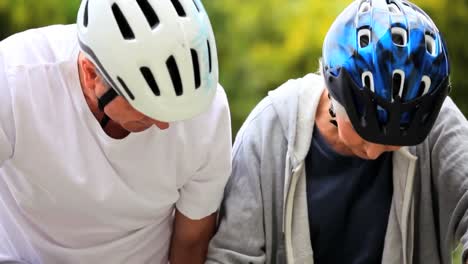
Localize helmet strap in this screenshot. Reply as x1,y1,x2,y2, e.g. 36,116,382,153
100,115,111,128
328,93,338,127
97,88,119,128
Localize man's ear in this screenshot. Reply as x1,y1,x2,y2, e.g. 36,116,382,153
79,54,99,90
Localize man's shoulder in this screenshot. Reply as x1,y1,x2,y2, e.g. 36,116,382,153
188,84,231,127
212,84,230,114
0,24,78,69
177,84,232,147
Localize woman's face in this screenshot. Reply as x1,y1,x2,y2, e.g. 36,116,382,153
335,114,401,160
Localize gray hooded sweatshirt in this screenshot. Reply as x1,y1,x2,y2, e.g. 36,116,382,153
206,74,468,264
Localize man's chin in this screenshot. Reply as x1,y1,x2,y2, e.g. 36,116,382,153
129,127,150,133
122,123,153,133
352,150,379,160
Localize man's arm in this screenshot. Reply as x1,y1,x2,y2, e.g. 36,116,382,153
169,210,217,264
171,86,232,263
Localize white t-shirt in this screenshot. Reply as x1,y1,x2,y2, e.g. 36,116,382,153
0,25,232,264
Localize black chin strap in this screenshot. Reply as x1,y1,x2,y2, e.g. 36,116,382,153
328,93,338,127
97,89,118,128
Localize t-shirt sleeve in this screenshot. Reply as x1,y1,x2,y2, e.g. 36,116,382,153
176,86,233,220
0,49,15,166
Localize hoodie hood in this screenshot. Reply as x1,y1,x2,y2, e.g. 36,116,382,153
268,73,325,168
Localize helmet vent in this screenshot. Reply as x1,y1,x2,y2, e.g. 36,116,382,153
358,28,371,48
359,1,371,13
192,0,201,12
112,3,135,40
392,70,405,100
207,40,213,73
418,75,432,97
83,0,89,27
191,49,201,89
167,56,184,96
170,0,187,17
425,33,436,56
391,27,407,46
117,77,135,100
362,71,375,92
388,3,401,14
140,67,161,96
377,105,389,126
136,0,160,29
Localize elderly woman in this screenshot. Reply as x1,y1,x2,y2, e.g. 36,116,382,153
207,0,468,263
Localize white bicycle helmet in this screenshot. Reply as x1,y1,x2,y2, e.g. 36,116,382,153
77,0,218,123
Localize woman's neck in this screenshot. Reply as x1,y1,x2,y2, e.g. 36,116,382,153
314,89,354,156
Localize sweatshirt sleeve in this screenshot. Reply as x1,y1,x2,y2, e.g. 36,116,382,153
427,98,468,264
206,128,267,264
205,94,287,264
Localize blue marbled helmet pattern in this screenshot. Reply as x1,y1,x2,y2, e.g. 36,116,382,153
322,0,449,123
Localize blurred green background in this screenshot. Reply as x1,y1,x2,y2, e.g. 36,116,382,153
1,0,467,135
0,0,466,262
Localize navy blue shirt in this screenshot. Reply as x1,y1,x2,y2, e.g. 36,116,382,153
306,126,393,264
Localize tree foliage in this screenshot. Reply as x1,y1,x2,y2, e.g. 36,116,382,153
0,0,466,136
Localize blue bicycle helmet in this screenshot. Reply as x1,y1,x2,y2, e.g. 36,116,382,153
322,0,450,146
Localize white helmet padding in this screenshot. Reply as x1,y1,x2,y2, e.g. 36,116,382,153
77,0,219,122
